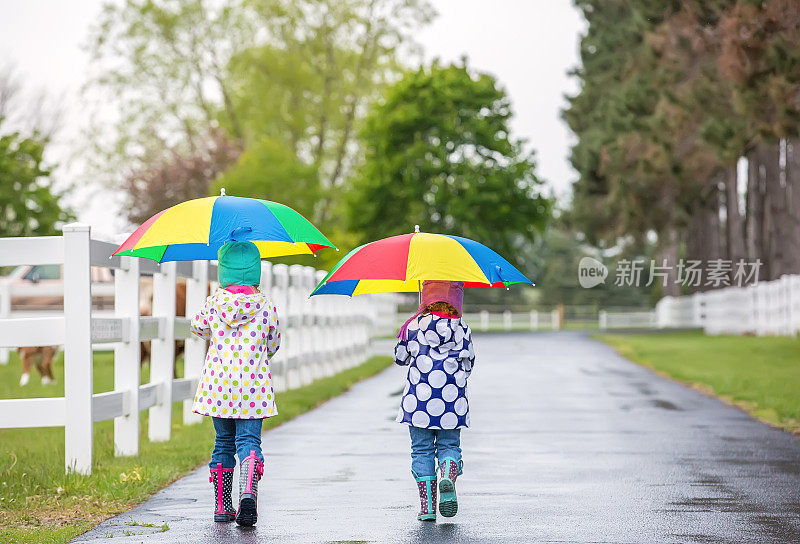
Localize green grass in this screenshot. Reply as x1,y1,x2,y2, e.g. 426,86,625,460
597,331,800,435
0,351,392,543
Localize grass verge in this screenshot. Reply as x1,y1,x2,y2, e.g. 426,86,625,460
0,351,392,543
596,331,800,436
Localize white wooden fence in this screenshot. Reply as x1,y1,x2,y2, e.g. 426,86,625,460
0,225,397,474
464,310,560,332
655,274,800,336
598,309,657,330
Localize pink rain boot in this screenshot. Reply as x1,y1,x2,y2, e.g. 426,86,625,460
414,474,437,521
236,450,264,526
209,463,236,522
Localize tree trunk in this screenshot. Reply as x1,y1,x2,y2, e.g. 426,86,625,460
724,163,746,266
659,227,680,297
786,138,800,274
745,148,767,277
760,141,786,280
687,183,722,293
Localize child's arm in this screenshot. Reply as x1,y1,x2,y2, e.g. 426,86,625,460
266,303,281,358
190,297,213,340
460,324,476,377
393,337,412,366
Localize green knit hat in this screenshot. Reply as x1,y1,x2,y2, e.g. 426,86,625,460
217,241,261,288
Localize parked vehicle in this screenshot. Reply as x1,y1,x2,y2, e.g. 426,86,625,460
1,264,115,311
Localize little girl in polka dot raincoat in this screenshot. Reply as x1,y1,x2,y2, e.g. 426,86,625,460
394,280,475,522
190,240,279,527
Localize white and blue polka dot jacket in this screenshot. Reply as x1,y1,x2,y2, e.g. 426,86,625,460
394,314,475,429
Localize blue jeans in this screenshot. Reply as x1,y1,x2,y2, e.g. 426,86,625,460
210,417,264,469
408,426,463,478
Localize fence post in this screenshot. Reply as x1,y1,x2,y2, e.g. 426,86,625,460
183,260,208,425
550,309,560,330
529,310,538,331
598,310,607,330
149,261,176,442
503,310,512,331
356,295,369,365
332,290,345,372
63,223,93,474
0,281,9,364
315,270,335,377
271,264,289,392
260,261,273,295
287,265,305,387
114,255,140,456
480,310,489,332
302,266,322,380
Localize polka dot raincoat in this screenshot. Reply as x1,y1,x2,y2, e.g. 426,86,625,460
394,314,475,429
190,289,280,419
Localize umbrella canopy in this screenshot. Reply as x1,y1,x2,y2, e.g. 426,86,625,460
311,231,533,296
113,194,335,262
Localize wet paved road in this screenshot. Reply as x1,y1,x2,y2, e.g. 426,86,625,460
72,332,800,543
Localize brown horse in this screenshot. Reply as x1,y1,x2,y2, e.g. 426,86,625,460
18,346,57,386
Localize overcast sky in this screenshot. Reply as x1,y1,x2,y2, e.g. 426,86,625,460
0,0,586,235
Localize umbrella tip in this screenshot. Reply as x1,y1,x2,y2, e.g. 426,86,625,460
220,188,226,196
414,224,420,233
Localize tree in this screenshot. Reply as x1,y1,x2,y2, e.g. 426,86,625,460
123,128,239,224
212,138,319,218
0,70,73,237
715,1,800,278
85,0,258,221
0,127,73,237
219,0,434,228
564,0,800,291
87,0,433,227
563,1,692,294
348,61,551,269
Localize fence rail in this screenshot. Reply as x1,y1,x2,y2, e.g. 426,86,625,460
463,310,560,332
598,310,656,330
0,225,397,474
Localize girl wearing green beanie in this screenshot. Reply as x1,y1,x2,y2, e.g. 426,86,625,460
189,240,280,527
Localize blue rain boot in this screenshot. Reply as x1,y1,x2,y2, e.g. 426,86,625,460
438,458,459,517
414,474,437,521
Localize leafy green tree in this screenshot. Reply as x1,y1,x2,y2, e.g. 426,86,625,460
0,122,73,236
348,61,551,269
220,0,434,228
0,70,73,237
88,0,433,228
86,0,255,168
212,138,318,218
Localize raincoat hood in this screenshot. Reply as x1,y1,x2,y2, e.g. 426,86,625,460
209,288,266,328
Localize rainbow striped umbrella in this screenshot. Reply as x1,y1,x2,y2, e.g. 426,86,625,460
311,229,533,296
113,193,335,262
